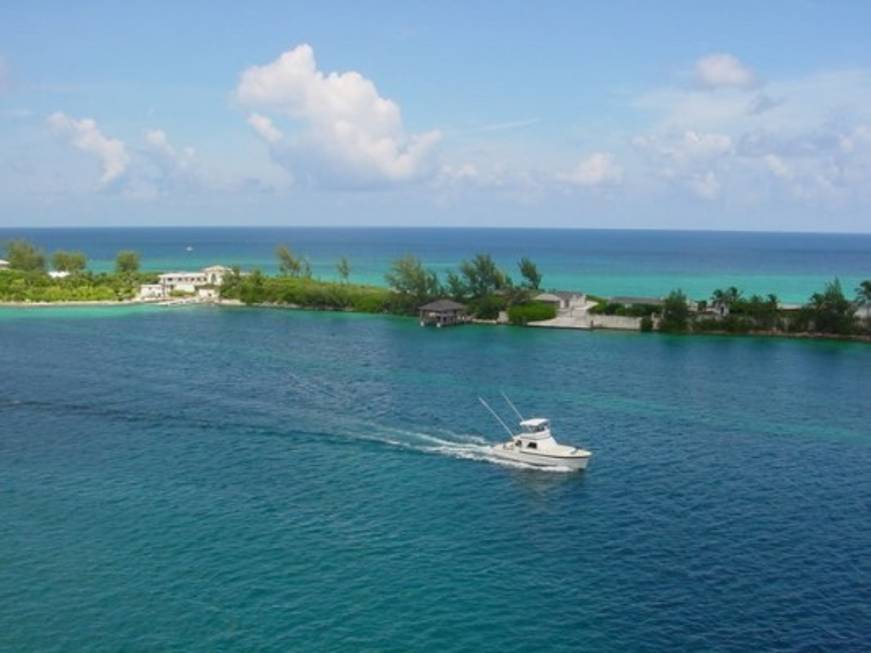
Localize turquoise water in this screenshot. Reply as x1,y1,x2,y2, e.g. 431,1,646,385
3,227,870,303
1,305,869,651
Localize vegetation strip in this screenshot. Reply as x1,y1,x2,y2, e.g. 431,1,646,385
1,239,869,339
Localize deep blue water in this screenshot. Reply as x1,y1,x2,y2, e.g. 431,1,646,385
1,306,869,651
2,227,870,302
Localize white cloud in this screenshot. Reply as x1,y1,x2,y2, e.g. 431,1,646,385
688,171,721,199
47,112,130,184
694,53,756,89
763,154,791,179
144,129,196,171
634,130,732,166
557,152,623,187
236,44,441,187
247,113,284,144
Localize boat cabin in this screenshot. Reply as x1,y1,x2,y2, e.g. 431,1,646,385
513,418,554,450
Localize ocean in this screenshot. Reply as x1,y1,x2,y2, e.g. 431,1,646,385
1,305,869,651
2,227,870,303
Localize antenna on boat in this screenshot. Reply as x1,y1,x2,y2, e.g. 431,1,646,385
501,392,525,421
478,397,515,438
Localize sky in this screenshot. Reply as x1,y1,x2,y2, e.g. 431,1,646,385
1,1,871,231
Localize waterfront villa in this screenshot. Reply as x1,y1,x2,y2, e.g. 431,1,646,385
48,271,71,279
139,265,234,300
419,299,467,327
159,271,208,294
0,259,9,271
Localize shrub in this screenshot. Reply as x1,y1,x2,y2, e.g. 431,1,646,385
507,301,556,325
660,290,690,332
470,294,506,320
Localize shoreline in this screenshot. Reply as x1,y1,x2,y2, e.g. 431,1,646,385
2,297,868,344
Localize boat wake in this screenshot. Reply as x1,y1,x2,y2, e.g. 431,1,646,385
370,424,576,473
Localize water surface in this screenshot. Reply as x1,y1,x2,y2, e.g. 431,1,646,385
1,306,869,651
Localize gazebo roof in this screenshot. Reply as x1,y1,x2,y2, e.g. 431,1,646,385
419,298,466,312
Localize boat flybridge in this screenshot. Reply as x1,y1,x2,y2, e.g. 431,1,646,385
480,395,592,471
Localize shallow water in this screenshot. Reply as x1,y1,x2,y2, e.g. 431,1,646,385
4,227,870,302
1,306,869,651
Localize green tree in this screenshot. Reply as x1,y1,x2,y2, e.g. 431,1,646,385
711,286,741,309
115,250,140,274
459,253,508,298
518,257,542,289
51,250,88,273
661,289,690,332
445,270,468,300
276,245,302,277
300,257,312,279
5,240,46,272
856,280,871,328
733,293,780,330
240,269,265,304
385,254,440,303
336,257,351,282
806,279,856,334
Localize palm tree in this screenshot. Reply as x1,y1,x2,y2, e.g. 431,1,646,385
710,286,741,316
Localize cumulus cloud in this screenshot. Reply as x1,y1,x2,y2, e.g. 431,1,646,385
633,131,733,198
634,130,733,166
236,44,441,187
557,152,623,187
141,129,204,195
48,112,130,184
247,113,284,144
694,53,757,89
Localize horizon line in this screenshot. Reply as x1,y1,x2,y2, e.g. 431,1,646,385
1,225,870,236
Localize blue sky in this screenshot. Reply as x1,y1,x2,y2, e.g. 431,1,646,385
2,1,871,231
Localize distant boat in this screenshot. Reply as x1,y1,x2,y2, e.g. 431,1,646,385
186,246,193,252
480,395,592,471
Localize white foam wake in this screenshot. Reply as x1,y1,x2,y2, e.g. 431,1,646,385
379,428,576,473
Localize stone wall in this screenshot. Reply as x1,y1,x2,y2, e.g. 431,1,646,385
588,315,643,330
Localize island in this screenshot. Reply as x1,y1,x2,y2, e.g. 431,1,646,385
1,239,869,342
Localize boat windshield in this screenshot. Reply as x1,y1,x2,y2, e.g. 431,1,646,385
523,422,549,433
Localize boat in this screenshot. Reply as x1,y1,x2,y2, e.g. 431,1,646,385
480,396,592,471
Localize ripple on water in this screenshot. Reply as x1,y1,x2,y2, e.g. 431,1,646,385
0,308,869,652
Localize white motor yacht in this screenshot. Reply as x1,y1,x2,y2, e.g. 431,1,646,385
490,418,592,471
480,396,592,471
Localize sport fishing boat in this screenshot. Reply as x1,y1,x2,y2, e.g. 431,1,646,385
480,396,592,471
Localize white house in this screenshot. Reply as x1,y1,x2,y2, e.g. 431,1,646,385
138,284,165,300
159,271,208,294
48,270,71,279
202,265,232,286
141,264,233,299
0,258,9,270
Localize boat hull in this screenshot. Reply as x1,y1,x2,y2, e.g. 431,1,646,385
488,445,591,471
